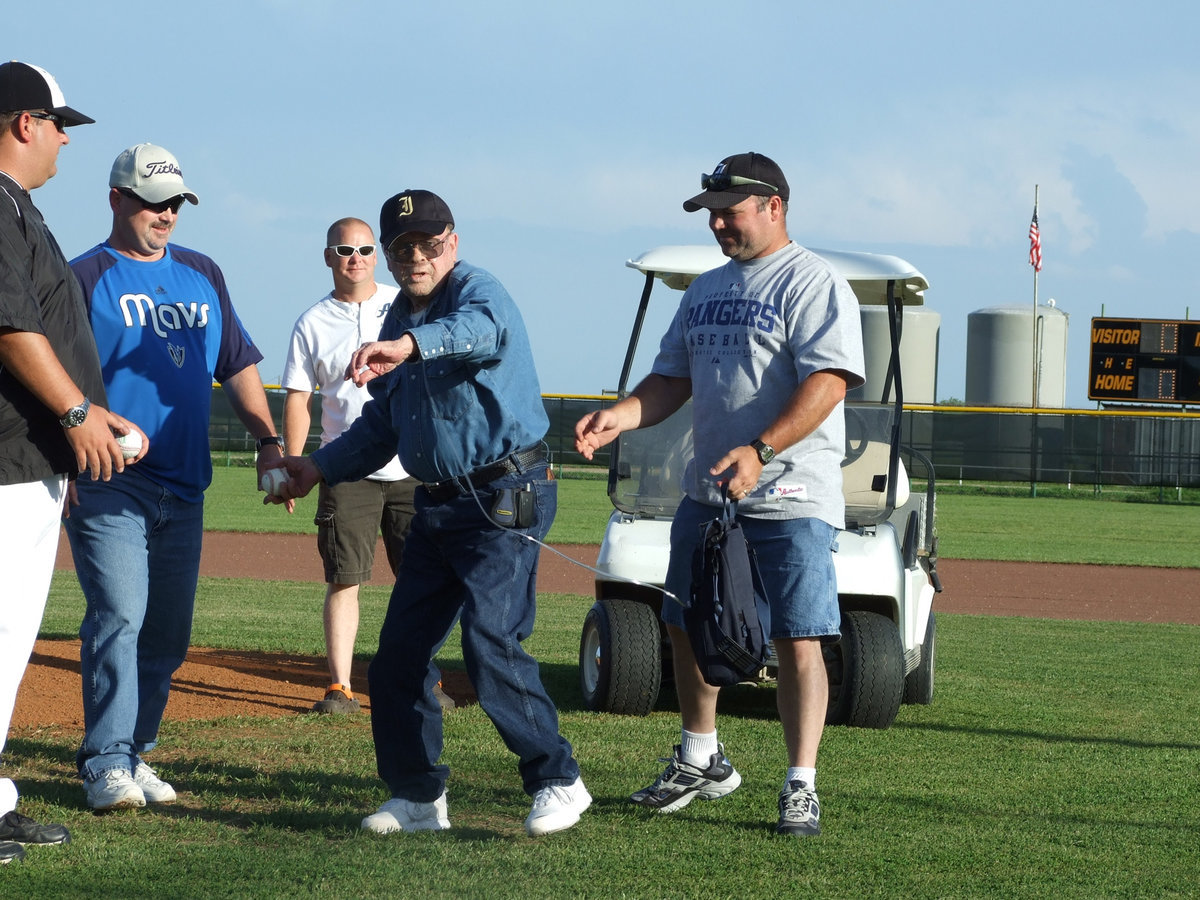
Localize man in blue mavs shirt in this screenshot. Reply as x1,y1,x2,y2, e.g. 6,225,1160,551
66,143,283,812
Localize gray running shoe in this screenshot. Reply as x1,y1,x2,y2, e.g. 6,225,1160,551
776,779,821,836
630,744,742,813
361,793,450,834
85,769,146,811
133,763,177,804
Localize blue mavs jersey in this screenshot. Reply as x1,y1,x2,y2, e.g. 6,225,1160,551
71,242,263,502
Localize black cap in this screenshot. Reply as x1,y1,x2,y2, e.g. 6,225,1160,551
379,190,454,251
683,152,789,212
0,60,94,126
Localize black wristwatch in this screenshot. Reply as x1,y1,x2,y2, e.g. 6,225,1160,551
59,397,91,428
255,435,284,452
750,438,776,465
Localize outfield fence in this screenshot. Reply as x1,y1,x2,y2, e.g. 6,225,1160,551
209,389,1200,499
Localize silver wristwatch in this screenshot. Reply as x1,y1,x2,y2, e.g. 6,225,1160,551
750,438,776,465
59,397,91,428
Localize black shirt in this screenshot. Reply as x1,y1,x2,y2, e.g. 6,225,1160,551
0,171,108,484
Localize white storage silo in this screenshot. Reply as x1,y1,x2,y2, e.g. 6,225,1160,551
849,306,941,404
965,303,1068,407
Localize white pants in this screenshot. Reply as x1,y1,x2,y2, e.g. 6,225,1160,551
0,474,66,815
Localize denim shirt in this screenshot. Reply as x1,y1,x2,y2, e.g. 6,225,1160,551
311,261,548,485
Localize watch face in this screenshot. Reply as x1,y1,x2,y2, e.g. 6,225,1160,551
753,440,775,464
61,403,89,427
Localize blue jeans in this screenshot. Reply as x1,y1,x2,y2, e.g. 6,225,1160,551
367,467,578,802
64,468,203,781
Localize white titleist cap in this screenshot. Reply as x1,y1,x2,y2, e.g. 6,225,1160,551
109,143,199,205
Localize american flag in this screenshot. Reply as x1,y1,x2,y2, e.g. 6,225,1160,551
1028,206,1042,272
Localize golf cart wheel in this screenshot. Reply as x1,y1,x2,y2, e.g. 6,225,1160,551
579,598,662,716
825,609,904,729
903,612,936,705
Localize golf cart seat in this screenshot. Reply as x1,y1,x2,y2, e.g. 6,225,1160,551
842,440,909,527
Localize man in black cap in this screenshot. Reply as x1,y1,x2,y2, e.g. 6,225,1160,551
575,152,865,836
0,60,140,864
267,190,590,837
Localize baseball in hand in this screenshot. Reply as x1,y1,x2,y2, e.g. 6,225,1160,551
116,431,143,460
260,467,290,496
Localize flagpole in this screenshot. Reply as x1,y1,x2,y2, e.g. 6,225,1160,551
1031,184,1040,409
1030,185,1040,498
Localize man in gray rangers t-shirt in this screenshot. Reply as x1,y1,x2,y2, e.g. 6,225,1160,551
575,152,864,837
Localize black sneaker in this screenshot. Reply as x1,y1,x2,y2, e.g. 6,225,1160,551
0,810,71,846
776,779,821,836
630,744,742,813
1,840,25,864
313,685,360,714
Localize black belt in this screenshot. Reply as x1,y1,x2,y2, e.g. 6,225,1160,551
422,445,548,502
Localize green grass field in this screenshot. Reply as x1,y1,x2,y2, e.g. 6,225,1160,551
7,469,1198,897
206,467,1200,567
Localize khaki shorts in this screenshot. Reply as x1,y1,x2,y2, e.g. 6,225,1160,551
314,478,417,584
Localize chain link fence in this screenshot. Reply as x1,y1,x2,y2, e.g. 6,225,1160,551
209,388,1200,497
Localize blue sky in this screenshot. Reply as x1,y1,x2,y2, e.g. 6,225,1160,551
12,1,1200,407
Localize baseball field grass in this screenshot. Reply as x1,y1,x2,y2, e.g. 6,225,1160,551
205,467,1200,567
6,469,1197,897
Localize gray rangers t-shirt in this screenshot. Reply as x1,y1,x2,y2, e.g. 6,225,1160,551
651,242,865,527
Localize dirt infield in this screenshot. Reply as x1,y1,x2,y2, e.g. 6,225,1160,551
11,531,1198,730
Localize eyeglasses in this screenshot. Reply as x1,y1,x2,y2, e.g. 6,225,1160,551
28,111,66,133
700,172,779,193
386,237,448,262
118,188,186,215
327,244,376,258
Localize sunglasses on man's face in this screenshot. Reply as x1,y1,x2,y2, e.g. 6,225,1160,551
28,111,66,133
327,244,376,258
386,237,448,262
118,188,186,215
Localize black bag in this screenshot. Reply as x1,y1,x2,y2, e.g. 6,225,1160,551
683,495,771,687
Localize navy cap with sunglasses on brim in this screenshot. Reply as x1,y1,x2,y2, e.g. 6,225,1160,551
0,60,94,126
379,189,454,251
683,151,790,212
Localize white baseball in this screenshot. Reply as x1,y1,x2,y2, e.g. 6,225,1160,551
116,431,143,460
260,467,290,496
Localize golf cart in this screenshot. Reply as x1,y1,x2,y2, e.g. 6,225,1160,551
578,245,942,728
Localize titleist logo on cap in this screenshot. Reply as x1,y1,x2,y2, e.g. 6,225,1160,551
144,160,183,178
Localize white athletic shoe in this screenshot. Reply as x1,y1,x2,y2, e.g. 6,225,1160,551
133,763,177,804
85,769,146,811
361,793,450,834
525,777,592,836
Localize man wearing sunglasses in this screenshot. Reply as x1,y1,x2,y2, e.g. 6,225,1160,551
0,58,129,865
265,190,589,837
574,152,865,836
280,218,440,716
66,143,282,812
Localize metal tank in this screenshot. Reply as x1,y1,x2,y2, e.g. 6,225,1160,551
849,306,941,404
965,303,1068,407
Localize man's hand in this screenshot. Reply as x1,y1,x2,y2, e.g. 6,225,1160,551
107,411,149,463
709,445,766,500
573,410,625,461
346,335,416,386
64,403,128,481
260,456,324,509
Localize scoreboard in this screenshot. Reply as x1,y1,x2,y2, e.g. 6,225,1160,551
1089,318,1200,403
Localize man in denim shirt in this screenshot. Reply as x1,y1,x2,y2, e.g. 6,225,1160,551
269,190,589,837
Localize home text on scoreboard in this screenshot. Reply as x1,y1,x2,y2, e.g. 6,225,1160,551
1088,317,1200,403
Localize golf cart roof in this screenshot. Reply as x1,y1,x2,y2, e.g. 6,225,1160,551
627,245,928,305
